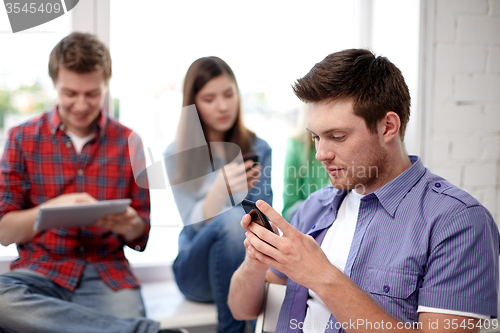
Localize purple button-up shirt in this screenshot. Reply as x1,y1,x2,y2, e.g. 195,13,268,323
272,156,499,333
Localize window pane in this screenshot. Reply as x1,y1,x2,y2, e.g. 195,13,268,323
111,0,355,264
0,10,72,258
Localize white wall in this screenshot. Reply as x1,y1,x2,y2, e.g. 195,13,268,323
420,0,500,223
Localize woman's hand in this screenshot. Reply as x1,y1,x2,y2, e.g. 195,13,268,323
223,160,262,194
203,162,246,219
244,160,262,190
203,159,262,220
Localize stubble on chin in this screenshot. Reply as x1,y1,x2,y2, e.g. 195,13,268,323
327,155,388,193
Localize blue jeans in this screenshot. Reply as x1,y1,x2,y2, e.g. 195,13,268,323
0,264,160,333
173,207,246,333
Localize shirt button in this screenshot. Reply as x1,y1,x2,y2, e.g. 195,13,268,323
78,245,85,253
77,169,84,176
135,245,141,251
435,182,441,188
311,225,316,229
60,124,66,131
383,285,390,293
65,141,72,149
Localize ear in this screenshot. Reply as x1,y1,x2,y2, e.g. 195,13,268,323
378,111,401,143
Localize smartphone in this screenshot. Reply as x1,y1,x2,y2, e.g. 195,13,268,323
242,153,259,164
242,153,259,172
241,199,275,233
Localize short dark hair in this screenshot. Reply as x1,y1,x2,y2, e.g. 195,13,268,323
48,32,112,83
293,49,410,139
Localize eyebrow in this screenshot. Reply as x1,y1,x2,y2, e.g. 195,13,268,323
62,88,101,94
306,127,344,135
199,87,234,98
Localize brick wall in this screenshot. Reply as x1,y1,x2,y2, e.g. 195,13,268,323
423,0,500,222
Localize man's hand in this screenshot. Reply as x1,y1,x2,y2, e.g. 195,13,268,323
228,206,277,321
246,201,483,333
95,206,145,242
241,212,272,274
245,200,333,291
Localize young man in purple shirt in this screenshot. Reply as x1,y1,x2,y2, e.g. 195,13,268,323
228,49,499,333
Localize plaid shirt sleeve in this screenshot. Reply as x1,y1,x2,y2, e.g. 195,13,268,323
0,126,32,218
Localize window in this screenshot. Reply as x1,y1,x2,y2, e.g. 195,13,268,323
0,7,72,259
0,0,421,266
109,0,356,264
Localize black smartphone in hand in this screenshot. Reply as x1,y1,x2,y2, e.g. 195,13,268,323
242,153,259,171
241,199,275,234
242,153,259,164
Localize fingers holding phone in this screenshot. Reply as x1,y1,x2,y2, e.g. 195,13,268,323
240,199,280,271
241,199,275,234
240,206,273,272
223,157,261,194
243,153,261,190
223,162,250,194
244,160,261,190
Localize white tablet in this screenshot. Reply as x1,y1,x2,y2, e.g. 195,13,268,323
33,199,132,231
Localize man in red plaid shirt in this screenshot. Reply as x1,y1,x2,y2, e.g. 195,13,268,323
0,33,182,333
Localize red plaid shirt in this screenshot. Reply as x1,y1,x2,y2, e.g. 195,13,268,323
0,107,151,291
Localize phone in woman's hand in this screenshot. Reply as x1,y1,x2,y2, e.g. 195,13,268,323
242,153,259,171
242,153,259,163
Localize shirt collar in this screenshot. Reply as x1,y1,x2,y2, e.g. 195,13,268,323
371,155,425,217
48,105,108,137
318,186,347,208
311,187,348,233
316,156,425,219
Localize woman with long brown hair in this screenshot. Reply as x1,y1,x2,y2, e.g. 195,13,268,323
165,57,272,332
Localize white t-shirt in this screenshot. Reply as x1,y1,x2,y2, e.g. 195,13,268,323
303,190,364,332
66,131,94,154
